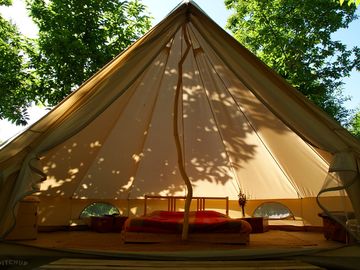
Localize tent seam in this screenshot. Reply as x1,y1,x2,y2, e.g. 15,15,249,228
188,23,303,199
127,38,175,199
187,25,241,194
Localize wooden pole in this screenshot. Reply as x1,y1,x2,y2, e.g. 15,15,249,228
173,22,193,241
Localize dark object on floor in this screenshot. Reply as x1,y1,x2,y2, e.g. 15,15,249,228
318,211,354,243
90,215,128,233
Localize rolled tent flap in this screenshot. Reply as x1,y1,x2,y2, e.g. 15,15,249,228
1,1,360,241
0,154,45,237
319,152,360,230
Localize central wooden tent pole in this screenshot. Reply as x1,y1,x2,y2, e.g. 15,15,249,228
173,17,193,240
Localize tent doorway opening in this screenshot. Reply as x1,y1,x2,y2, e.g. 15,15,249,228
1,1,360,266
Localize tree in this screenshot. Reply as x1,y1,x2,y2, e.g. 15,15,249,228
27,0,151,106
340,0,360,6
0,0,37,125
225,0,360,123
348,110,360,138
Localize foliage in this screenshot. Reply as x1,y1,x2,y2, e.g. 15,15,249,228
238,190,247,207
225,0,360,123
238,190,247,217
340,0,360,6
26,0,151,106
253,202,293,219
0,0,12,5
0,0,151,124
0,2,37,125
80,202,119,218
348,110,360,138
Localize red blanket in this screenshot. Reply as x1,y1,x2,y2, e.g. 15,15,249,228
124,210,251,234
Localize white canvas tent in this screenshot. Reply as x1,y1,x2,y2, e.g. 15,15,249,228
1,1,360,241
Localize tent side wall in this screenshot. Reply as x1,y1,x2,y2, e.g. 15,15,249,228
34,197,352,228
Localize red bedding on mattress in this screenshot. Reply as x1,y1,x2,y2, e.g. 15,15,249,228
124,210,252,234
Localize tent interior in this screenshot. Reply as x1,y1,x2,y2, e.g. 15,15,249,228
1,1,360,267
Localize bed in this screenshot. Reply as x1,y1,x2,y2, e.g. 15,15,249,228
121,195,252,244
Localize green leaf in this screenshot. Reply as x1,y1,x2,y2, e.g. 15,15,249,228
225,0,358,124
0,15,37,124
0,0,151,124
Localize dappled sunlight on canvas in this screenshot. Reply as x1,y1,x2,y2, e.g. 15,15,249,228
90,141,102,148
121,177,135,190
130,207,139,216
34,20,329,202
39,176,67,190
132,153,143,163
31,15,333,216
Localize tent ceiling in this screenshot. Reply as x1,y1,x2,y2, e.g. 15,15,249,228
38,23,330,200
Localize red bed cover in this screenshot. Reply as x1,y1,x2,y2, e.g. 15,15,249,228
124,210,251,234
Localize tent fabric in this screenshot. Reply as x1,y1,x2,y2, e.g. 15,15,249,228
1,1,360,238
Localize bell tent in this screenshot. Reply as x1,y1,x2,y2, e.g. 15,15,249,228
1,0,360,247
